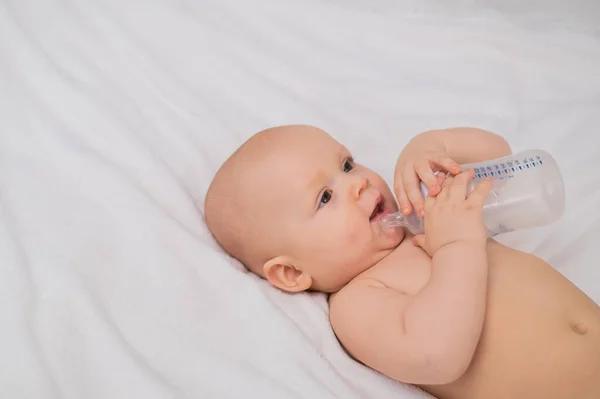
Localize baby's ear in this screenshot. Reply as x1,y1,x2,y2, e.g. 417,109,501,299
263,256,312,293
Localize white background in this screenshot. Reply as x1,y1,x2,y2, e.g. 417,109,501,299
1,1,599,398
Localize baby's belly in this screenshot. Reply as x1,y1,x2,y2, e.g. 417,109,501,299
424,241,600,399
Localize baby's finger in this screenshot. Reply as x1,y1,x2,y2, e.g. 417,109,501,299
436,172,446,186
403,165,425,217
415,159,441,196
412,234,426,251
395,183,412,215
424,191,436,211
436,173,453,199
467,178,492,205
432,154,461,175
448,169,474,200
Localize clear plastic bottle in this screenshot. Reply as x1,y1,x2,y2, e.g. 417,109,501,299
380,150,566,236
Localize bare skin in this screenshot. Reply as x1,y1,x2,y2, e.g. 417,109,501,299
331,238,600,399
205,125,600,399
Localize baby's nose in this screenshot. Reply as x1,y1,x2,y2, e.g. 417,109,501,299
351,176,369,200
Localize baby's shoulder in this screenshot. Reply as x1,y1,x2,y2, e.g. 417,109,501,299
329,275,386,310
328,271,398,325
331,245,434,313
328,273,412,350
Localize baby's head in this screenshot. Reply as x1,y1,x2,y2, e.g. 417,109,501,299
205,125,403,293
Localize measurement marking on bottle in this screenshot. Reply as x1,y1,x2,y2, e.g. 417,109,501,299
472,155,546,182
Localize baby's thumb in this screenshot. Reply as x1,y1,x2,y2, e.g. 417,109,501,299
412,234,426,251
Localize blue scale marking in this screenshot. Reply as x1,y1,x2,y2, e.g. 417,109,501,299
473,157,544,180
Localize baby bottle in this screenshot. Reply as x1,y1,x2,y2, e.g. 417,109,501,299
380,150,566,236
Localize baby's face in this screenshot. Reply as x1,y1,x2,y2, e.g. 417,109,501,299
252,128,403,292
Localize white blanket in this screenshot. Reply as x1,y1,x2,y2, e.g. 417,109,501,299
1,1,599,398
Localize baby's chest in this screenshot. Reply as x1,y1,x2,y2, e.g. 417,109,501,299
366,247,432,296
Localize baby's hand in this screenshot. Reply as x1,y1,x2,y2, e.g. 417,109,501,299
394,149,461,217
411,170,491,257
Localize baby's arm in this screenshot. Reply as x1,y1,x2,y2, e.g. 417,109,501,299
409,127,512,164
330,172,491,385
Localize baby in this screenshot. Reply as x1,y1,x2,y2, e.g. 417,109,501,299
204,125,600,399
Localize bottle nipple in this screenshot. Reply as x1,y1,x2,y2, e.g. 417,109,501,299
380,211,424,235
380,212,409,229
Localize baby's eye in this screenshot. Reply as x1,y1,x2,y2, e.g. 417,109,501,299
343,157,355,173
319,190,332,207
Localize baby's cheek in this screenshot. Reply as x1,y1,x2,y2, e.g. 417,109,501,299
342,218,371,247
343,223,361,243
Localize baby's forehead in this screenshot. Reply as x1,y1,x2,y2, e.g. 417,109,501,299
260,138,349,178
252,143,347,198
236,126,349,194
269,134,348,163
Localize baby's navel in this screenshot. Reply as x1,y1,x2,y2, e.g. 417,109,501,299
570,321,588,335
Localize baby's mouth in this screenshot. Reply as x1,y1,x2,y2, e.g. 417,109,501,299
369,198,384,222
